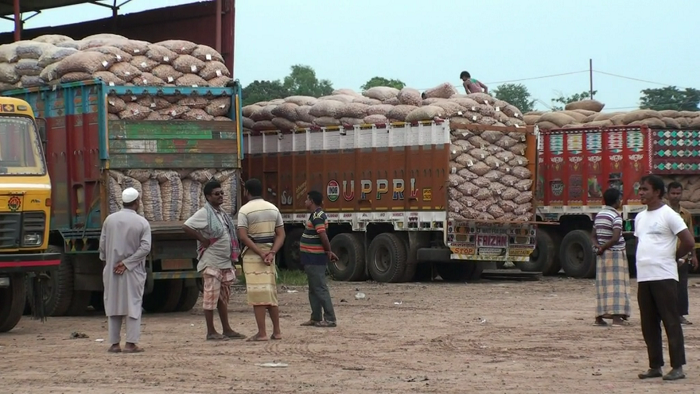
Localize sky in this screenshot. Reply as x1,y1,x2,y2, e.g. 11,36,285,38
1,0,698,112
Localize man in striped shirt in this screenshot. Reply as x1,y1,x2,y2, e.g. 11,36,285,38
299,190,339,328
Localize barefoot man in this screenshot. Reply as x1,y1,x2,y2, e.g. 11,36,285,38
237,178,285,341
100,187,151,354
182,180,246,341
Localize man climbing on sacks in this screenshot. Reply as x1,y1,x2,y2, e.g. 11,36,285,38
183,180,247,341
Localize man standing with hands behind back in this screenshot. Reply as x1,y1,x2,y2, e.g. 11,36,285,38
635,175,696,381
667,181,698,325
100,187,151,354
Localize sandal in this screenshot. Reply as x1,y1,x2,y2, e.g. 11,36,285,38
223,331,247,339
314,321,337,328
246,335,269,342
593,320,608,327
206,333,230,341
270,334,282,340
123,346,145,353
612,320,631,327
300,320,320,327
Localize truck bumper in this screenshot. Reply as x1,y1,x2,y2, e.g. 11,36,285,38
0,253,61,273
417,247,534,262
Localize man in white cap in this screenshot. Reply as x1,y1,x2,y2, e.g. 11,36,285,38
100,187,152,353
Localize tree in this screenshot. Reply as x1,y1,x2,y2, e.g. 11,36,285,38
639,86,700,111
492,83,535,113
282,64,333,97
360,77,406,91
241,80,289,106
551,90,597,111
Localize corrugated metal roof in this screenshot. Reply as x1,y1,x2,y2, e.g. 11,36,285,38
0,1,104,17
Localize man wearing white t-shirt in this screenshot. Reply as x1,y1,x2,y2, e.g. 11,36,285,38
635,175,696,381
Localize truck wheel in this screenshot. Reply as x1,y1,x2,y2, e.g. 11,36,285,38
0,274,27,333
559,230,596,278
328,233,366,281
367,233,407,283
175,281,200,312
436,263,483,282
143,280,183,313
517,229,561,275
282,228,304,271
42,245,75,317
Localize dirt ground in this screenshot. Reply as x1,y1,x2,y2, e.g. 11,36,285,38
2,274,700,394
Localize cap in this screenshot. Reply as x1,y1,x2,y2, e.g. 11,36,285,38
122,187,139,204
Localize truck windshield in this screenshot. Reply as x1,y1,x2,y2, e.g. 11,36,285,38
0,116,46,175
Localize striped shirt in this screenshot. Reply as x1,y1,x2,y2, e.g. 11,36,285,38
237,197,284,245
593,206,626,250
300,208,328,255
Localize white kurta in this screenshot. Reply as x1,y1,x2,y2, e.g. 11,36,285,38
99,208,152,319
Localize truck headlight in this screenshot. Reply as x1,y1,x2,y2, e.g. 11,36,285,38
22,233,42,246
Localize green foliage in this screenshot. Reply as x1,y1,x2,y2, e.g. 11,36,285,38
282,64,334,97
639,86,700,111
360,76,406,91
492,83,536,113
242,80,288,106
241,65,334,106
551,90,598,111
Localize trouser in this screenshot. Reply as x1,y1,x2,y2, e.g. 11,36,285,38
677,262,689,316
304,264,336,322
638,280,686,369
108,315,142,345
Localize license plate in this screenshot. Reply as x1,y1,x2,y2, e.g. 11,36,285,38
476,234,508,248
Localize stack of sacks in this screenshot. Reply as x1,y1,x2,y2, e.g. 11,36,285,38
0,33,233,92
241,82,527,132
447,122,534,222
108,168,239,221
106,92,232,122
523,99,700,130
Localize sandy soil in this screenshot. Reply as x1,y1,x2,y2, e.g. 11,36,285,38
2,275,700,394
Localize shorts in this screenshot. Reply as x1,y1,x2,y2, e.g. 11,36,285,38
202,266,235,310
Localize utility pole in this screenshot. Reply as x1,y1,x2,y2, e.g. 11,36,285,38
589,59,594,100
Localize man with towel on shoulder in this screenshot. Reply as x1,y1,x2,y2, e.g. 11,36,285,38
100,187,152,353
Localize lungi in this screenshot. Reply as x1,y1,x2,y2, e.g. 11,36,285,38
595,249,632,318
242,244,278,307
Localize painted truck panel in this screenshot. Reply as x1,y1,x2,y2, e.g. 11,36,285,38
243,121,538,262
538,125,700,207
4,80,243,235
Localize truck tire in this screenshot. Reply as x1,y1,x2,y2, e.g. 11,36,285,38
436,262,483,282
398,234,418,283
328,233,366,281
43,245,75,317
175,281,200,312
367,233,407,283
559,230,596,278
142,279,183,313
282,228,304,271
517,229,561,275
0,274,27,333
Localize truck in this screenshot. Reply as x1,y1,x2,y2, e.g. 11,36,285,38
241,120,539,282
0,96,61,332
523,124,700,278
2,79,244,316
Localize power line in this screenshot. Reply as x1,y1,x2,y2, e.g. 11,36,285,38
592,70,695,90
484,70,589,85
